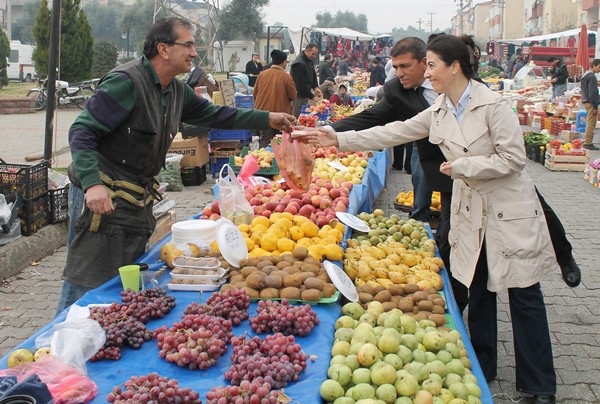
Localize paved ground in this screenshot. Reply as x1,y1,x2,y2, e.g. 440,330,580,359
0,109,599,403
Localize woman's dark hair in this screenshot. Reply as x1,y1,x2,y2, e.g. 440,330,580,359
428,35,474,79
143,17,195,59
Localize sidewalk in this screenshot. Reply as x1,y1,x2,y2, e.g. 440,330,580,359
1,110,599,403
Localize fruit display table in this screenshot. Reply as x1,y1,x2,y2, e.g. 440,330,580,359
0,149,493,403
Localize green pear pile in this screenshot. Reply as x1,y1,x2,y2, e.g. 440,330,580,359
320,301,483,404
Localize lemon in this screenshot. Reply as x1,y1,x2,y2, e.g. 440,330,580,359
276,238,295,252
300,221,319,238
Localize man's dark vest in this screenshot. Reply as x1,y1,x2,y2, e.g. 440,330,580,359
97,59,186,180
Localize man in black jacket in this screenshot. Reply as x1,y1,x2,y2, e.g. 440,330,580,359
548,56,569,100
290,43,322,117
318,54,336,85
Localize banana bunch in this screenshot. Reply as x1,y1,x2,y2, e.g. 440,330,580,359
332,104,355,118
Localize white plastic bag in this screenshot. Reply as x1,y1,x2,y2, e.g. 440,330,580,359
35,318,106,374
0,195,10,225
216,164,254,225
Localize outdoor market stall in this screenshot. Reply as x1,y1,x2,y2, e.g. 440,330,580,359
0,149,493,403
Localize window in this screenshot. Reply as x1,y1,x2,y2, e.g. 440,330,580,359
9,50,18,63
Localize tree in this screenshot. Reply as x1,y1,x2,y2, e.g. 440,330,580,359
82,1,126,45
218,0,269,42
11,0,39,45
32,0,94,82
314,11,368,33
0,28,10,88
93,42,118,78
120,0,166,57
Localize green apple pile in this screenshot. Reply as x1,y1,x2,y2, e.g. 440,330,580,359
354,211,435,252
320,302,483,404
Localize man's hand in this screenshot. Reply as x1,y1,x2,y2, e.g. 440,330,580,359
85,184,115,215
268,112,296,131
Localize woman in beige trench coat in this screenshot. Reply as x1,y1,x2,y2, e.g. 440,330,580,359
303,35,557,404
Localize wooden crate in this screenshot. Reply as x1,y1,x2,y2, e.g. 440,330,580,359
544,159,587,172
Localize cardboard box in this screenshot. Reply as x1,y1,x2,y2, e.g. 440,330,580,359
168,134,209,167
147,210,176,250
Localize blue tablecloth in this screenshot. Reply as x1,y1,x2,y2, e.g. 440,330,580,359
0,148,492,403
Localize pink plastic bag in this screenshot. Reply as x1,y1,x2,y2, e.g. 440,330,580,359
0,355,98,403
271,132,315,191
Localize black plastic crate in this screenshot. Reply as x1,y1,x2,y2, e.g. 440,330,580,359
181,165,207,186
49,185,69,223
0,160,49,199
19,193,50,236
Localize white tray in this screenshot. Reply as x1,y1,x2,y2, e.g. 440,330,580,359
167,283,222,292
171,256,221,270
170,267,227,282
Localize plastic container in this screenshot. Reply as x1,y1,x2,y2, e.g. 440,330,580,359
49,184,69,223
0,159,49,199
575,109,587,133
171,219,218,245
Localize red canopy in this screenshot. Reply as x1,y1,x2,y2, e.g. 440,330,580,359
576,24,590,71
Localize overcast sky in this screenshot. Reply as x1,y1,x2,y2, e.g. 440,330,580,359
262,0,471,34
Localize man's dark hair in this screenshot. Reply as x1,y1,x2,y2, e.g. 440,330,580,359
304,43,318,52
390,37,427,61
547,56,559,63
593,58,600,67
324,53,333,61
143,17,195,59
428,32,446,44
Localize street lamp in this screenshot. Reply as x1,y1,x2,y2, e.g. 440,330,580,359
121,28,130,58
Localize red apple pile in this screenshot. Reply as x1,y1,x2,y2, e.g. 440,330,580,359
200,179,353,228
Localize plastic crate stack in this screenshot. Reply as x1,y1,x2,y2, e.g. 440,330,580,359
234,94,254,108
0,160,50,235
208,129,253,178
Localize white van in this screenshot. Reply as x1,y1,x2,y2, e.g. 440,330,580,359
6,40,36,82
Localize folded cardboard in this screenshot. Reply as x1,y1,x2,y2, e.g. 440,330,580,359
168,134,209,167
147,210,177,250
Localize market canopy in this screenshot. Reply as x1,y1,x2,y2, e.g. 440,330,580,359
287,26,378,55
500,27,596,45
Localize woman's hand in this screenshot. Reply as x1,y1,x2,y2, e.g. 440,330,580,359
292,125,339,147
440,161,452,176
268,112,296,131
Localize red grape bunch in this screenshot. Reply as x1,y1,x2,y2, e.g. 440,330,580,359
184,289,250,325
89,303,153,361
120,287,176,323
106,372,201,403
206,378,280,404
225,333,308,389
156,313,233,370
249,299,320,336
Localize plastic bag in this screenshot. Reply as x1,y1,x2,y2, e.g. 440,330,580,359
271,132,315,191
0,355,97,403
216,164,254,225
156,153,185,192
0,195,10,225
34,318,106,375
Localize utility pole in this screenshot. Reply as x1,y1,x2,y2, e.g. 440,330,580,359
417,18,424,31
427,12,436,34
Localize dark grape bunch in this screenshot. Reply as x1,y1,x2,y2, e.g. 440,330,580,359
225,333,308,389
206,378,280,404
120,287,176,323
89,303,153,361
156,313,233,370
249,299,320,336
184,289,250,325
106,372,201,403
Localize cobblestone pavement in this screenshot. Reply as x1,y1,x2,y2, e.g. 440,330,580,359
0,110,599,403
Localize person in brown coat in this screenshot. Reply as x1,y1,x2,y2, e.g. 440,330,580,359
253,49,297,147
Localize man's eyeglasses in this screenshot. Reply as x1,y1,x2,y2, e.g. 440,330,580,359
167,42,195,50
